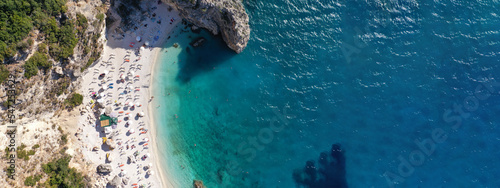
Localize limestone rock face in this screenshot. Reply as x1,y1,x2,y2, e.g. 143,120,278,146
164,0,250,53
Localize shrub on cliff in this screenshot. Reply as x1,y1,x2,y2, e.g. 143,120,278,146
65,93,83,107
96,13,105,23
41,155,88,188
16,144,35,161
38,43,48,54
0,64,9,83
76,13,88,36
23,52,50,78
24,174,42,187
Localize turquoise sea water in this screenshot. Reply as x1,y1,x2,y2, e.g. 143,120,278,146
153,0,500,187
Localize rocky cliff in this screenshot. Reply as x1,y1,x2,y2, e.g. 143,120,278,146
164,0,250,53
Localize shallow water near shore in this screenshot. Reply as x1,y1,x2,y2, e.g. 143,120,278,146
154,0,500,187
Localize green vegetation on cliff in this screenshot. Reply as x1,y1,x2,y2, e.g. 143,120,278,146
42,16,78,61
24,174,42,187
41,155,88,187
23,51,50,78
65,93,83,107
0,64,9,83
16,143,36,161
76,13,88,36
0,0,71,63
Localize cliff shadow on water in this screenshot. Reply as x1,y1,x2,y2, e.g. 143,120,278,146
176,28,236,83
293,144,348,188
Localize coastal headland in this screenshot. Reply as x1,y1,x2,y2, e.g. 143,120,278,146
164,0,250,53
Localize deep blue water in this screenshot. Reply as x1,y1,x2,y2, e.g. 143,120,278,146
154,0,500,187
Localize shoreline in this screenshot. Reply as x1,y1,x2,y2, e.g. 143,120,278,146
147,22,180,187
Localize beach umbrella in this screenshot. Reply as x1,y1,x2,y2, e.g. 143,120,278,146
104,127,112,134
127,121,133,126
148,163,152,167
103,70,109,75
136,102,141,107
105,107,112,115
100,93,105,97
110,112,118,118
102,85,106,90
149,171,154,176
120,74,125,79
144,138,149,142
129,103,134,107
107,153,113,162
126,114,131,119
145,41,150,46
136,36,141,41
130,71,135,75
140,46,145,51
129,129,135,134
146,153,150,158
139,111,145,117
97,99,104,104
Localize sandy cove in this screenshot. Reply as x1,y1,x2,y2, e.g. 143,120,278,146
76,1,181,187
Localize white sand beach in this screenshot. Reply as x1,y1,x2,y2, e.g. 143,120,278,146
75,1,181,187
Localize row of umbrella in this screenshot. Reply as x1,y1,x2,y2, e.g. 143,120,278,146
135,36,151,46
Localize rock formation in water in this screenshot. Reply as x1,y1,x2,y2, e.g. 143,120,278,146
193,180,207,188
292,143,349,188
164,0,250,53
